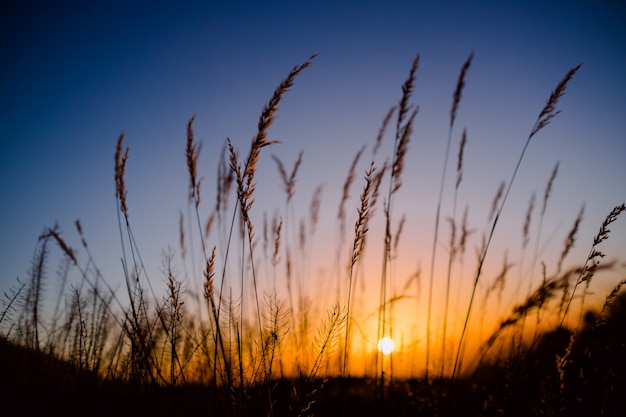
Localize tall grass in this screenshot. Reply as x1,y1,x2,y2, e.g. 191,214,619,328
1,55,625,417
450,63,583,381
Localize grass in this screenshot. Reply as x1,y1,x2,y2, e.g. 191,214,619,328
1,54,625,417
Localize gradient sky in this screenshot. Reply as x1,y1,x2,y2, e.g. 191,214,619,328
2,1,625,359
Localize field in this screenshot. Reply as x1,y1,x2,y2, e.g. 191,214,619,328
1,55,625,416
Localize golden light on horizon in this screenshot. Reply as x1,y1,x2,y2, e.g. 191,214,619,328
377,337,395,355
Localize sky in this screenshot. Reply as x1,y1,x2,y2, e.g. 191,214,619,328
2,0,626,372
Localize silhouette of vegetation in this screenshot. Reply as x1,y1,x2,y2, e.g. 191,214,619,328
1,55,624,416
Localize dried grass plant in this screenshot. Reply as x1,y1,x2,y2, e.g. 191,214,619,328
3,54,626,417
428,54,473,385
451,63,583,381
377,55,419,393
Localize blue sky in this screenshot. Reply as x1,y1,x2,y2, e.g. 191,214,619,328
1,1,625,341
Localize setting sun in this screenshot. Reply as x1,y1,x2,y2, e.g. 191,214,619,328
377,337,395,355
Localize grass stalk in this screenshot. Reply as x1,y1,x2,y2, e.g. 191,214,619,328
427,53,472,384
343,163,375,377
451,63,582,381
377,54,419,394
559,203,626,327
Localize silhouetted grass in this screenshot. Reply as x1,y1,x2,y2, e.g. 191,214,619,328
1,55,625,417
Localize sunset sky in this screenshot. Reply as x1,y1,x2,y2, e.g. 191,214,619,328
2,1,625,371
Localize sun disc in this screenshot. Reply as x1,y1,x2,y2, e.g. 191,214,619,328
377,337,394,355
